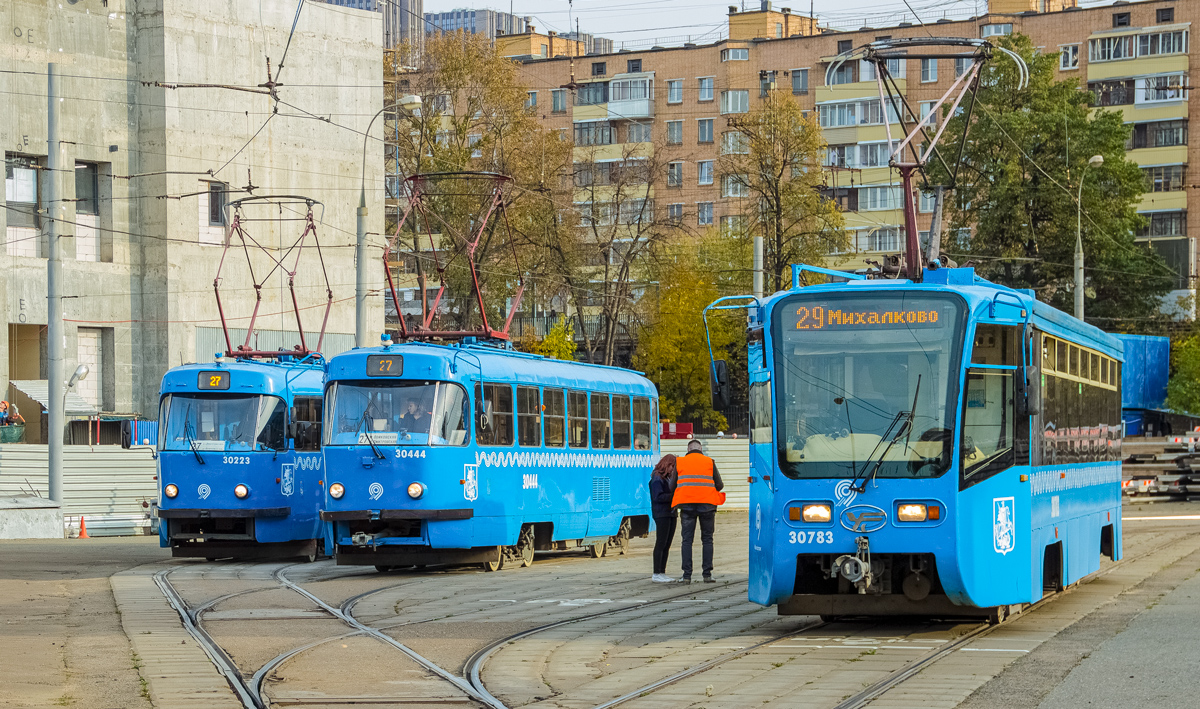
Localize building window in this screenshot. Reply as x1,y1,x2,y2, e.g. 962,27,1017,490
857,227,901,252
776,23,783,38
627,123,652,143
1060,45,1079,70
861,185,902,211
824,144,853,168
829,63,856,85
1129,120,1188,149
792,68,809,94
919,190,937,213
540,43,549,57
1139,211,1187,238
919,100,938,127
1089,79,1135,107
667,79,683,103
667,203,683,223
697,202,714,226
75,163,101,263
198,181,228,247
1141,74,1187,103
698,77,714,102
818,99,896,128
1113,12,1131,28
698,160,714,185
576,82,609,105
921,58,938,83
592,62,607,76
721,131,749,155
722,174,749,198
1158,8,1174,24
208,182,227,226
859,142,889,168
820,187,857,212
697,118,714,143
981,23,1012,37
525,91,537,109
574,121,614,146
666,120,683,145
1138,31,1188,57
1143,165,1185,192
837,39,853,53
668,162,683,187
610,77,652,102
552,89,567,113
1088,35,1134,62
720,90,750,114
954,57,972,77
721,47,749,61
760,70,778,97
627,59,642,73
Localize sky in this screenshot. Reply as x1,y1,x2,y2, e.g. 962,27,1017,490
421,0,1124,48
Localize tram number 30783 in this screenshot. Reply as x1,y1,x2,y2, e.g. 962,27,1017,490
788,530,834,544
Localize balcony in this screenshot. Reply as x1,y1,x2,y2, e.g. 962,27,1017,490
608,73,654,120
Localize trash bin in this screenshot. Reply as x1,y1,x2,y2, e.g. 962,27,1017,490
0,425,26,443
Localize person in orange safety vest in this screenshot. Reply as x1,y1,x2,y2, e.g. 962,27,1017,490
670,439,724,582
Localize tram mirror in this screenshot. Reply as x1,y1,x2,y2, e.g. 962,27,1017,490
711,359,730,413
1021,365,1041,416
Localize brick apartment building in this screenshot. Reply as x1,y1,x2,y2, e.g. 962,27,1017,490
501,0,1195,311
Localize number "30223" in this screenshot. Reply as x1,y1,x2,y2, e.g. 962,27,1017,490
788,530,833,544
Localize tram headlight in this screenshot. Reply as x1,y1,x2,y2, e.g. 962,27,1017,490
407,482,425,499
234,484,250,499
164,484,178,498
897,504,928,522
329,483,345,499
798,504,831,523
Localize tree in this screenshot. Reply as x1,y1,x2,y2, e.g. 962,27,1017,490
719,90,848,292
1166,333,1200,415
634,233,746,431
930,34,1173,324
385,33,573,332
517,315,578,361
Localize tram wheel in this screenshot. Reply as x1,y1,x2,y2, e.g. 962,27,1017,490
516,525,535,568
375,565,393,573
303,551,318,563
612,519,632,555
482,547,503,572
589,542,607,559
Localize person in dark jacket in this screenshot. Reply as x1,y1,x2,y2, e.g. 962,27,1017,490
649,454,678,582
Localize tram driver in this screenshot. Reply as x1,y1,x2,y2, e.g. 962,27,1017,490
398,398,429,432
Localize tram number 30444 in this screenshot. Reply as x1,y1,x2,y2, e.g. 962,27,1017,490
789,530,834,544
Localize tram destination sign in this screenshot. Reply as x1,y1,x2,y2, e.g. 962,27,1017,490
197,371,230,390
366,354,403,377
791,304,948,331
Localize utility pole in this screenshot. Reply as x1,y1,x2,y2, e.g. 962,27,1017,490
355,188,369,347
1076,155,1104,321
46,63,65,505
926,185,944,263
753,235,764,299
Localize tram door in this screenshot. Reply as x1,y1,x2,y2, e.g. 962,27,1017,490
958,323,1033,606
747,359,779,605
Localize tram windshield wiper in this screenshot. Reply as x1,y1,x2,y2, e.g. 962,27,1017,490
182,404,205,465
353,409,386,460
850,375,921,493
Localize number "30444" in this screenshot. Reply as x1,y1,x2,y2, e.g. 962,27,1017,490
788,530,834,544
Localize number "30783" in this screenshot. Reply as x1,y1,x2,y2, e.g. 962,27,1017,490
789,530,834,544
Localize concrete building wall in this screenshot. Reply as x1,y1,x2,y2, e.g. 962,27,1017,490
514,0,1196,310
2,0,384,435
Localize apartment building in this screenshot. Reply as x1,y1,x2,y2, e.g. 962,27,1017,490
424,8,528,40
323,0,425,49
508,0,1195,310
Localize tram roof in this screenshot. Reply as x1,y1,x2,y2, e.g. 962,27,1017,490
160,358,325,398
763,267,1124,360
327,342,658,395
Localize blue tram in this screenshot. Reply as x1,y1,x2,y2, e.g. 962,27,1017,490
320,338,658,570
725,265,1122,617
156,355,326,559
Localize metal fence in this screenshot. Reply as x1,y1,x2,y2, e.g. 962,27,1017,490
0,445,158,536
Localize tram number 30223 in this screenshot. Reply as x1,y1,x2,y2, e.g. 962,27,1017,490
222,455,251,465
788,530,834,544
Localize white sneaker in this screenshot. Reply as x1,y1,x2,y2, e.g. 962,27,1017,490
652,574,674,583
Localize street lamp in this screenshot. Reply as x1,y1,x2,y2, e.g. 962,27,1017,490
1075,154,1103,321
356,94,422,348
63,364,89,413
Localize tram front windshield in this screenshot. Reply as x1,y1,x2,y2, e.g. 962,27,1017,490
774,292,966,479
323,381,469,446
159,394,286,452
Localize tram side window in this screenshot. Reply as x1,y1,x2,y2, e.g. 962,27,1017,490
1038,334,1122,464
568,390,589,448
632,396,652,450
544,389,566,447
292,396,323,451
517,386,541,447
750,381,772,444
962,369,1016,483
475,383,514,446
591,392,611,449
612,395,632,449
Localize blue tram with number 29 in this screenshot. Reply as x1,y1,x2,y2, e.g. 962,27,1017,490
156,355,326,559
725,265,1122,618
320,337,659,571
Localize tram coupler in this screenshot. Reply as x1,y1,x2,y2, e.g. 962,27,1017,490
833,536,875,594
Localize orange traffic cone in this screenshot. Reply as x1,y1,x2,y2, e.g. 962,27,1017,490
78,517,89,539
